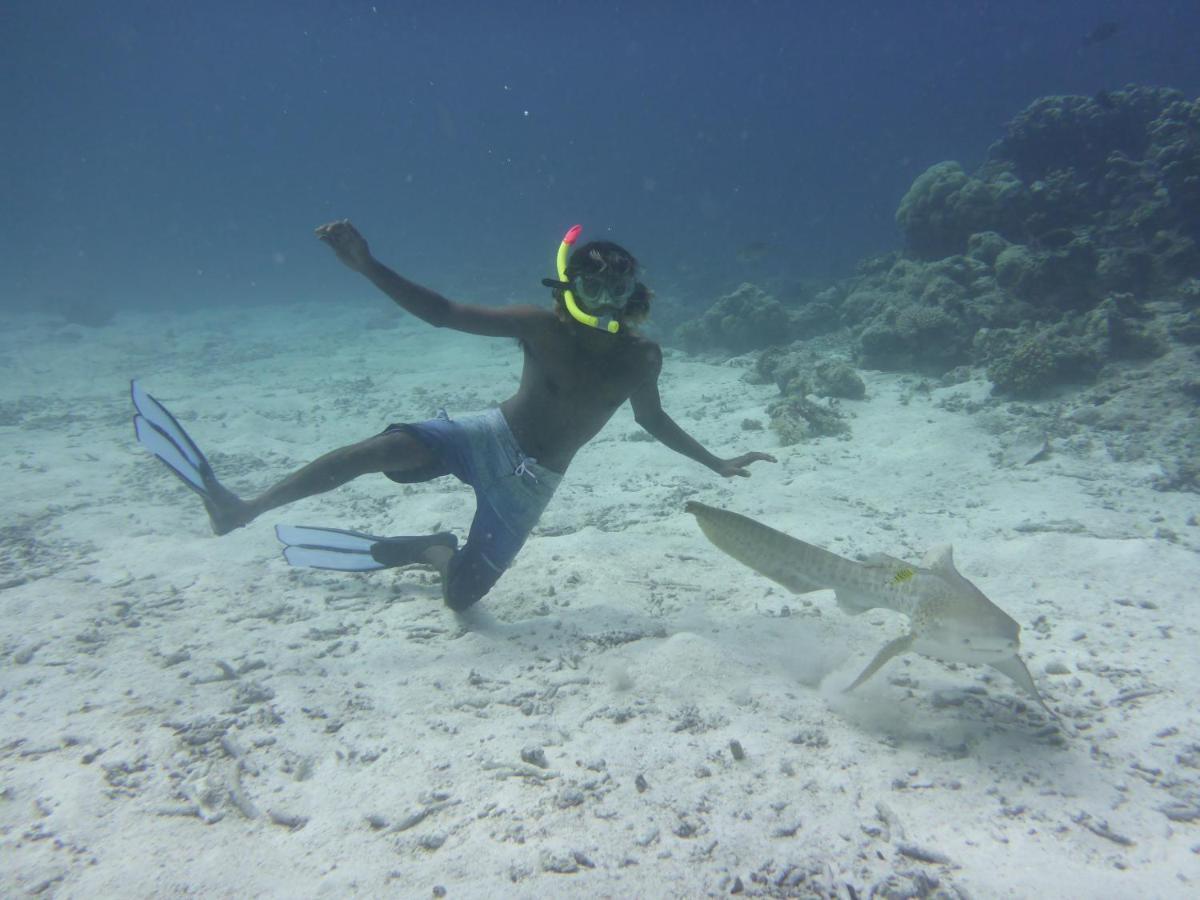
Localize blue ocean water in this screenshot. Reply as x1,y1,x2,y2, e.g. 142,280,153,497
4,0,1197,315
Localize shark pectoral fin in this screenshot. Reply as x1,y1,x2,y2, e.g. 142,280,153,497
990,655,1056,717
844,633,915,693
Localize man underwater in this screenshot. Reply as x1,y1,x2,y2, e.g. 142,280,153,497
132,220,775,611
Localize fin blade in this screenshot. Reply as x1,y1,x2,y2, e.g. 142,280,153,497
133,414,208,494
130,381,209,472
845,633,915,692
275,524,384,552
281,545,386,571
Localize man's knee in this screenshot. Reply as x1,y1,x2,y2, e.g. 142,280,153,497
353,429,435,476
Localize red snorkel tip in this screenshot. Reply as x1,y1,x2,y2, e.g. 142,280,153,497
563,224,583,245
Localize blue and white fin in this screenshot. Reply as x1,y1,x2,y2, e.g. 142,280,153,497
130,380,216,497
275,525,390,572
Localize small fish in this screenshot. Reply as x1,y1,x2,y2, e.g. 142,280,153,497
685,501,1054,716
1082,21,1119,46
735,241,772,264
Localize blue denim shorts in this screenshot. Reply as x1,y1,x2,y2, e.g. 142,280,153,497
383,408,561,609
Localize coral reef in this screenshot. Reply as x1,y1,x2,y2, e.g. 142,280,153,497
754,347,866,401
975,295,1166,398
676,283,797,355
980,329,1095,399
672,85,1199,481
674,282,839,356
843,85,1197,395
895,85,1200,275
676,85,1197,375
895,161,1024,260
765,393,850,444
812,360,866,400
746,340,863,444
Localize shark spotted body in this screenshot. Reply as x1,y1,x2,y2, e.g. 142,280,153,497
685,501,1052,715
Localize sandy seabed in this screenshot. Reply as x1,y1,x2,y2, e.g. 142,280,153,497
2,301,1198,898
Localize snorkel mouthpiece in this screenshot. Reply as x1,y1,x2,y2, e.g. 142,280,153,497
556,224,620,334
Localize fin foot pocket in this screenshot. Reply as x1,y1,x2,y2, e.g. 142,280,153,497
275,525,458,572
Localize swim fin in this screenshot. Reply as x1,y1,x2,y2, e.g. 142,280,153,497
131,380,248,534
131,379,220,498
275,524,458,572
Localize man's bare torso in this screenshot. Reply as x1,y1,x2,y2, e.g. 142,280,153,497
500,312,659,473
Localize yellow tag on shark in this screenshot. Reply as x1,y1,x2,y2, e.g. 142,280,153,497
890,567,915,585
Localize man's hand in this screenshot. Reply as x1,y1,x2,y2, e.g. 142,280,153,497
714,452,777,478
315,219,373,273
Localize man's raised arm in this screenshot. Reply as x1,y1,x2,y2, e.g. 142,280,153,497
316,219,546,340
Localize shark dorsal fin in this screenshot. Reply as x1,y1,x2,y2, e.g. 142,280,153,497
920,544,957,576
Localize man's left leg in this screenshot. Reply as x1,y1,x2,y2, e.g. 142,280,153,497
222,429,439,532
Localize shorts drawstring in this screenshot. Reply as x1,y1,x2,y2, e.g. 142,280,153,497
514,456,539,481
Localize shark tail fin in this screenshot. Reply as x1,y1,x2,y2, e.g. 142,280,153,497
686,501,843,596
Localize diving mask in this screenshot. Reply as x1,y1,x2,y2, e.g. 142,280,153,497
572,267,637,312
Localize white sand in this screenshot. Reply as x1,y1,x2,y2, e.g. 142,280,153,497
2,302,1198,898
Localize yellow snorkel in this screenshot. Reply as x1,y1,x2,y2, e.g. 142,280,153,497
556,224,620,334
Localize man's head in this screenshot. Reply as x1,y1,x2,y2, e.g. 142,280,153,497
548,240,651,328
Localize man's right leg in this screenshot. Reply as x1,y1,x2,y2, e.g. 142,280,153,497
440,497,528,612
209,429,438,535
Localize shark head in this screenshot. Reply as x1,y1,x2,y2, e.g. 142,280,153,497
912,546,1054,715
911,545,1023,665
916,599,1021,664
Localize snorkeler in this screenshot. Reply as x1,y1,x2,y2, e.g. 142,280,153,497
132,219,775,611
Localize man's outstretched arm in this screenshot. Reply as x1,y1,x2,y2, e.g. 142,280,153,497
629,346,776,478
316,219,546,339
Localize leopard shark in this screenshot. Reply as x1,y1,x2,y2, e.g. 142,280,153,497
685,501,1053,715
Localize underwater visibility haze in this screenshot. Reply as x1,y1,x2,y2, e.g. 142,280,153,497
5,1,1199,313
